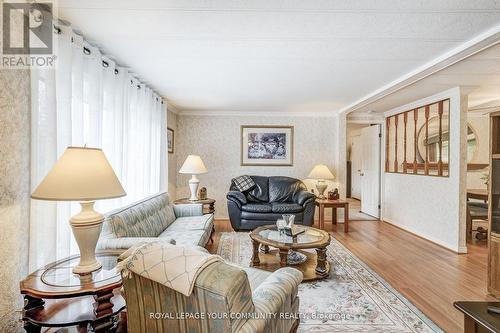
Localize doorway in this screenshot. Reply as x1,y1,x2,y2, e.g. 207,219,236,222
347,122,381,220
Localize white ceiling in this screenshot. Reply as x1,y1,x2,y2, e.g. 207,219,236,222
347,43,500,118
58,0,500,113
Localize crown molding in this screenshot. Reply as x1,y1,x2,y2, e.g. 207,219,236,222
347,113,384,124
175,109,337,117
339,24,500,116
164,100,181,114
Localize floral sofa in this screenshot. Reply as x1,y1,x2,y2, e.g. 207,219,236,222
97,192,214,251
122,260,302,333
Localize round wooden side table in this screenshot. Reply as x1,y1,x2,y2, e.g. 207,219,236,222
20,250,125,333
174,197,216,214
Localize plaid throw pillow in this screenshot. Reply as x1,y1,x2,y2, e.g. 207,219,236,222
232,175,256,192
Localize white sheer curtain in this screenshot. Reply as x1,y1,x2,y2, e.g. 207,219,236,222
29,23,167,271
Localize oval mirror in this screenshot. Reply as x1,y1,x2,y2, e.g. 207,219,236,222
417,117,477,164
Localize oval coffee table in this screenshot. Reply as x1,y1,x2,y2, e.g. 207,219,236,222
249,225,331,281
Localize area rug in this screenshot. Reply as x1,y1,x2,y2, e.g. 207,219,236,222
218,232,443,333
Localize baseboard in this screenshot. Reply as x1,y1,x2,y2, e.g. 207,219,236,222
381,219,462,254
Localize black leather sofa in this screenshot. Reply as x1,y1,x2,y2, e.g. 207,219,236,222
227,176,316,231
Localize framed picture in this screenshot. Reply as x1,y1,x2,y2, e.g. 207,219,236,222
167,127,174,154
241,125,294,166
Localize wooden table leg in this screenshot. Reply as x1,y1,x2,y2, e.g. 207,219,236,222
92,289,115,333
344,203,349,233
279,249,289,267
318,205,324,230
466,206,472,242
251,240,260,266
315,247,328,278
23,295,44,333
23,322,41,333
209,225,215,244
463,314,477,333
332,207,337,225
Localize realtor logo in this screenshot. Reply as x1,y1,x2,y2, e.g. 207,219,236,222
1,1,56,68
2,2,53,54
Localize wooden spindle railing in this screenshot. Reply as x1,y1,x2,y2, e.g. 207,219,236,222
385,117,390,172
413,109,418,174
424,105,430,175
438,101,444,176
394,114,399,172
403,112,408,173
385,99,449,177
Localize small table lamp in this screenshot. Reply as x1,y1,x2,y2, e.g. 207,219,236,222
31,147,126,275
179,155,208,201
308,164,334,199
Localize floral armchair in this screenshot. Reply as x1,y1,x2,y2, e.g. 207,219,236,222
121,260,303,333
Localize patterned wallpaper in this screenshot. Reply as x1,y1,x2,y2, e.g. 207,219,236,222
0,69,30,327
175,115,338,218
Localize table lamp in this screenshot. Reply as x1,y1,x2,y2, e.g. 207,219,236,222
308,164,334,199
31,147,126,275
179,155,207,201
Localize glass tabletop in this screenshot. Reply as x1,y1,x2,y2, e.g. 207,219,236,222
257,226,328,247
41,253,119,288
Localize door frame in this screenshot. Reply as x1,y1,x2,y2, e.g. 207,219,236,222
360,124,382,218
345,118,384,220
350,135,362,200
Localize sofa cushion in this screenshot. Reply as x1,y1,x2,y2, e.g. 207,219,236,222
271,202,303,213
269,176,306,202
241,211,304,221
244,176,269,202
232,175,256,192
159,229,209,247
241,203,273,213
167,215,213,231
107,193,176,238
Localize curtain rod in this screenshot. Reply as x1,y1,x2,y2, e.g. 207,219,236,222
53,23,164,104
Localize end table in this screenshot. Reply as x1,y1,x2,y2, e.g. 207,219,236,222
174,197,216,215
20,250,125,333
314,198,349,232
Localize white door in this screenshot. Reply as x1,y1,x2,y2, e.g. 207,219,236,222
350,135,362,199
360,125,381,218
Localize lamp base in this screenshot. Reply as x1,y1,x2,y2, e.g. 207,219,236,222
188,175,200,201
70,201,103,275
315,180,328,199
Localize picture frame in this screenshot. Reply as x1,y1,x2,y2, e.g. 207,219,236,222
167,127,174,154
241,125,294,166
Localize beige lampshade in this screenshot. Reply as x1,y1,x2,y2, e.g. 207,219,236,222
308,164,334,180
179,155,208,174
31,147,126,201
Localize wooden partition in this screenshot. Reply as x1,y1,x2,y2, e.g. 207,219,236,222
385,99,450,177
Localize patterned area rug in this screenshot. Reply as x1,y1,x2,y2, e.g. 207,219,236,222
218,232,443,333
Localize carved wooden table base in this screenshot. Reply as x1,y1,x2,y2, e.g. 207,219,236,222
250,226,331,281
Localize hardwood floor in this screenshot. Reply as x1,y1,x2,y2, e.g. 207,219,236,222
207,218,493,333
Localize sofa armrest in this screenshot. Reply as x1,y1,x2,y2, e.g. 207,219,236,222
239,267,303,332
173,203,203,217
294,190,316,206
97,237,176,251
253,267,302,310
227,191,247,207
195,261,255,331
